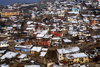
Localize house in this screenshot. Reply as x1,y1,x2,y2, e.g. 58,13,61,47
65,53,89,64
24,65,41,67
9,16,17,21
1,9,19,17
57,46,80,61
38,48,48,65
67,25,74,31
36,30,48,45
50,29,61,37
17,54,29,62
0,50,6,57
63,38,72,47
0,51,18,62
51,37,62,46
91,25,99,31
0,41,9,48
31,13,36,20
90,18,99,25
68,31,78,37
58,26,67,37
57,13,65,20
72,7,81,12
13,39,25,43
42,18,51,25
31,46,42,56
14,44,33,52
0,18,8,22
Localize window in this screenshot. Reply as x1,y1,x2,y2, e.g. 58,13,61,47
80,58,83,62
63,54,66,57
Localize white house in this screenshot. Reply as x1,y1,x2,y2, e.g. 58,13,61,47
0,41,9,47
57,46,80,61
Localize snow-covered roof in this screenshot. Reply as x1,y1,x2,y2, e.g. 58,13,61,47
27,21,34,24
40,52,47,57
92,35,100,39
26,27,35,30
18,54,27,58
1,64,9,67
36,34,44,38
63,39,72,43
41,48,48,51
51,37,61,40
6,27,13,30
92,26,99,29
24,65,41,67
15,45,33,49
36,30,48,38
1,51,18,59
68,31,78,35
0,41,8,44
68,11,79,14
71,21,78,23
80,65,86,67
43,34,53,38
85,3,92,5
57,47,80,54
31,46,42,52
82,14,95,17
66,53,88,59
10,16,17,18
0,50,6,53
51,29,56,31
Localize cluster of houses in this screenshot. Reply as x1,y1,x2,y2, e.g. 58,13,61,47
0,0,100,67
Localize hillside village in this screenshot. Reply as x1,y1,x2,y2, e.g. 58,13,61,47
0,0,100,67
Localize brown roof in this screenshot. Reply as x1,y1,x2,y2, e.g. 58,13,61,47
59,60,68,65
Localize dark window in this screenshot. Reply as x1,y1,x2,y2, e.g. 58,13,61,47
63,54,66,57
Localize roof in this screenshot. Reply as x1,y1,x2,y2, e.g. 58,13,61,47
39,52,47,57
15,45,33,49
24,65,41,67
36,34,44,38
51,37,61,40
1,64,9,67
18,54,27,58
63,39,72,43
1,51,18,59
27,21,34,24
57,47,80,54
2,9,18,12
0,41,8,44
41,48,48,51
68,11,79,14
31,46,42,52
68,31,78,35
43,34,53,38
0,50,6,53
36,30,48,38
66,53,88,59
